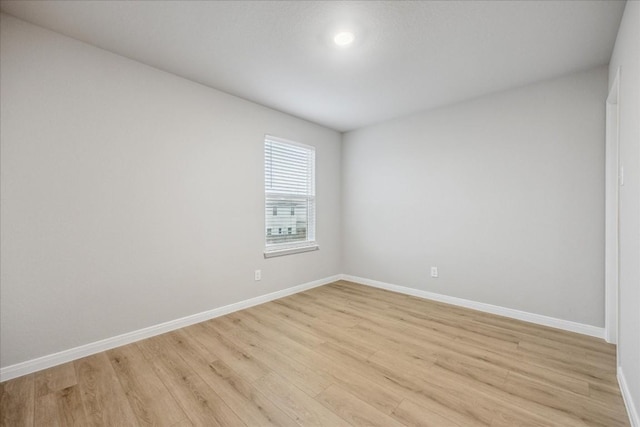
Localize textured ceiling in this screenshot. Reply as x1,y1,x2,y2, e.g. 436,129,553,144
0,1,625,132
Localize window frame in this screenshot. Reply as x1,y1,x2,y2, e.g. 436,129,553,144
263,135,319,258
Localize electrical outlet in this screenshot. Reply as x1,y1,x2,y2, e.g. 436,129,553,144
430,266,438,278
254,270,261,281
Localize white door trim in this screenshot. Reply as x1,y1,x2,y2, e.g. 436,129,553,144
604,68,620,345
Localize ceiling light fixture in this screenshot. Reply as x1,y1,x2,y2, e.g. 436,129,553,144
334,31,355,46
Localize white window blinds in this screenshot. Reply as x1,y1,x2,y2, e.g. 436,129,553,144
264,136,316,253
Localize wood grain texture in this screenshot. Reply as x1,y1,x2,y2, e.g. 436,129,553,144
1,374,35,426
136,335,245,427
75,353,138,426
107,344,187,426
34,363,77,398
34,386,88,427
0,281,630,426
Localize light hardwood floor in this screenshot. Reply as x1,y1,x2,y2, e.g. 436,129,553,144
0,281,630,426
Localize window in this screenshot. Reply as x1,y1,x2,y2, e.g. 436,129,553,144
264,135,318,257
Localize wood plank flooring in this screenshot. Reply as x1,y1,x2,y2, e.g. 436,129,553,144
0,281,630,426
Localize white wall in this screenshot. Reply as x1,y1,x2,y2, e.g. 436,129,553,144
0,14,341,368
609,1,640,422
343,66,608,327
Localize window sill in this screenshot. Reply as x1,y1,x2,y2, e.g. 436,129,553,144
264,244,319,258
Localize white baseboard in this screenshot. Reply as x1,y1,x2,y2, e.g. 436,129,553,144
0,275,340,382
0,272,610,382
618,367,640,427
340,274,605,339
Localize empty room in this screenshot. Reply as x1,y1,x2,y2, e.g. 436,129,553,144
1,1,639,426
